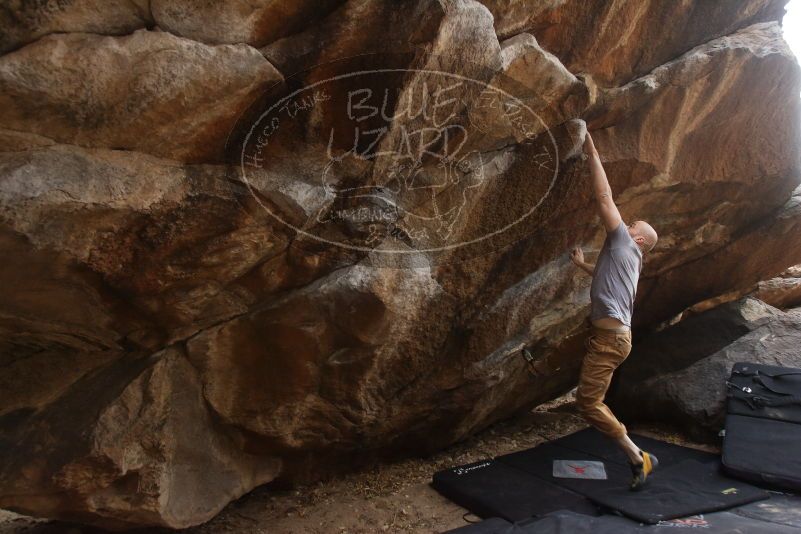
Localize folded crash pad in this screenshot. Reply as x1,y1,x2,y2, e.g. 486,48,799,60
723,362,801,491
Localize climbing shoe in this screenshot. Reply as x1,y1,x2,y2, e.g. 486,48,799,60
630,451,658,491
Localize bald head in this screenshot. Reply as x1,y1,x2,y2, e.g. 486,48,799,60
628,220,657,252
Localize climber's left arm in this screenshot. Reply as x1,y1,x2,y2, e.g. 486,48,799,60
583,132,623,233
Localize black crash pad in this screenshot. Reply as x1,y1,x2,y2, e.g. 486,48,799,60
552,426,717,466
431,457,598,522
433,428,769,526
444,508,801,533
497,444,766,524
442,493,801,533
578,459,769,524
496,441,632,496
499,510,801,534
443,516,512,533
732,491,801,529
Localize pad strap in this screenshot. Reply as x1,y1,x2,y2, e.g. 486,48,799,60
732,368,801,379
726,381,801,409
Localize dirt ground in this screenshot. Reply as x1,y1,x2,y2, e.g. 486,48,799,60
0,392,718,534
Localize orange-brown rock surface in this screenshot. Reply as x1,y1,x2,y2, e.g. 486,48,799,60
1,0,800,529
752,265,801,308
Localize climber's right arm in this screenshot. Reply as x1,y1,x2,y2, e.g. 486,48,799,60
570,246,595,276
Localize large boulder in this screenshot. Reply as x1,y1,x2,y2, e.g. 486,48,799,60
1,0,800,529
0,347,280,530
609,298,801,441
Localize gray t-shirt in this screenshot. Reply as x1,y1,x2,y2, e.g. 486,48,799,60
590,222,643,327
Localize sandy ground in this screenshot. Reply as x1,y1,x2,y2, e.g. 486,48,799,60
0,392,718,534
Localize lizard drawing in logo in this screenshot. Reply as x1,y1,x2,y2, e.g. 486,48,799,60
315,125,486,248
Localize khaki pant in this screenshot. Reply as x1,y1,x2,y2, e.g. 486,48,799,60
575,325,632,439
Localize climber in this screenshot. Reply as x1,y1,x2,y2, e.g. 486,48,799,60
524,131,658,490
572,131,658,490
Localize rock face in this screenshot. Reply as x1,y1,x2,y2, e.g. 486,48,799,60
1,0,800,529
752,265,801,309
608,298,801,442
479,0,787,86
686,264,801,314
0,348,281,530
0,29,282,162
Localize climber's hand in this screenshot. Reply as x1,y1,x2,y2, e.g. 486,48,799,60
570,246,584,265
583,130,596,155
